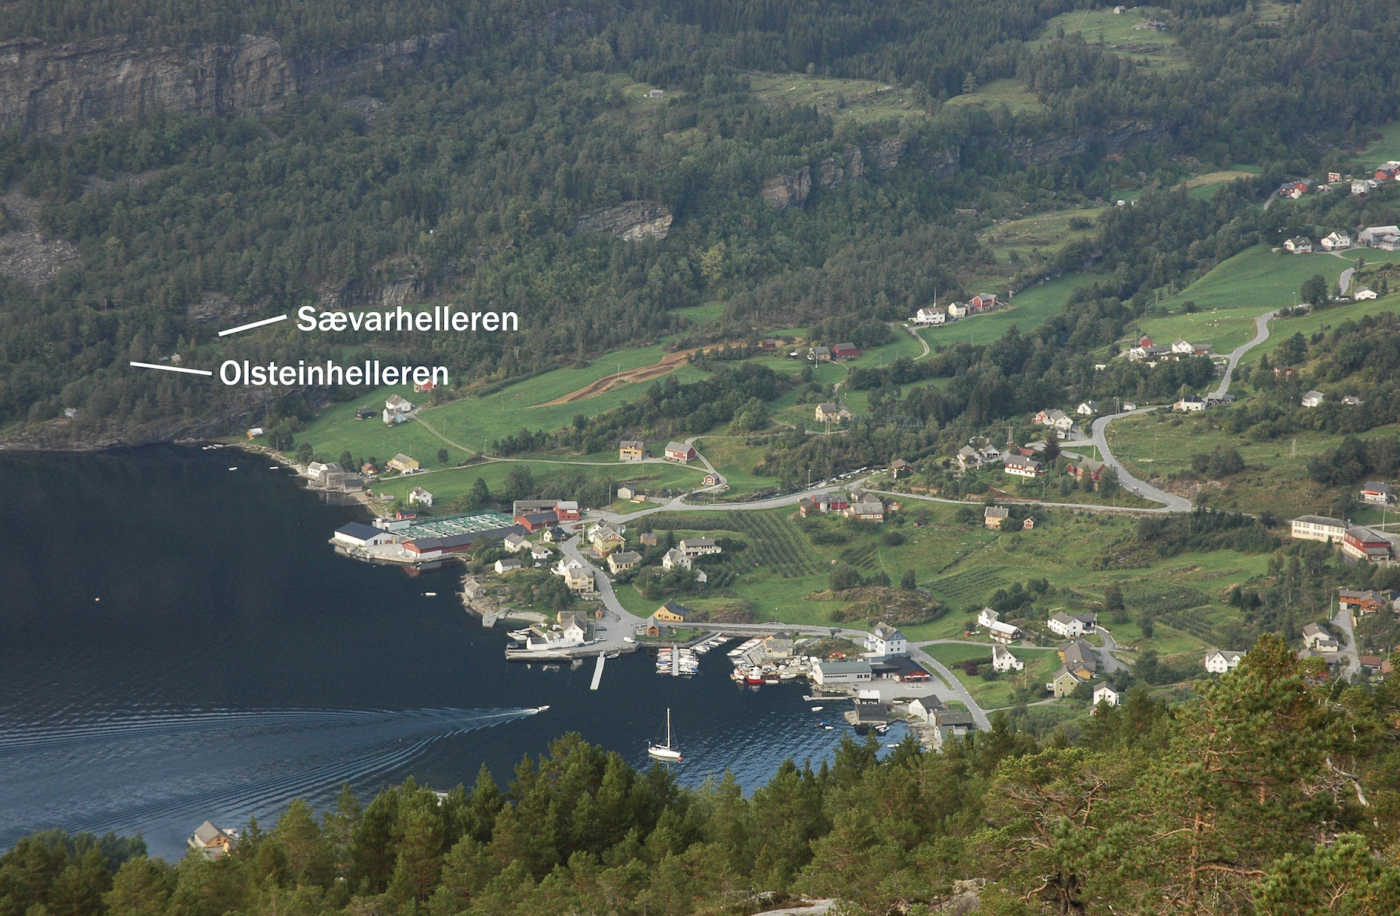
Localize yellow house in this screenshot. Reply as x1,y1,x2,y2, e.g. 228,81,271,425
653,600,691,623
590,530,626,557
387,453,419,473
619,439,645,461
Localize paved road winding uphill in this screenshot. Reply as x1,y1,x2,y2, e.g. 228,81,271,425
1211,308,1282,401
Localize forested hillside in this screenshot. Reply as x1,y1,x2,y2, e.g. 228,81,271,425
2,0,1400,446
5,639,1400,915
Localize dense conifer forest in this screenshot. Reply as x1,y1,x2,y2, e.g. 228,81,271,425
4,640,1400,915
2,0,1400,441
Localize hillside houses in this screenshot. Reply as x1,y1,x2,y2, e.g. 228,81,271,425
1283,236,1313,254
1204,648,1246,674
1003,455,1043,478
1320,231,1352,251
1290,515,1347,543
1359,225,1400,249
815,402,854,423
912,307,946,326
991,643,1024,672
1361,482,1396,506
1034,409,1075,434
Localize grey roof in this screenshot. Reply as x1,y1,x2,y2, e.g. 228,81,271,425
1061,638,1098,672
1293,515,1346,527
816,660,873,675
336,522,386,541
192,821,227,844
872,622,904,640
934,710,974,727
660,600,691,619
984,506,1009,518
1363,481,1393,493
611,550,641,563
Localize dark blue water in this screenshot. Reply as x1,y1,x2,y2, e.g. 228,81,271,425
0,447,905,858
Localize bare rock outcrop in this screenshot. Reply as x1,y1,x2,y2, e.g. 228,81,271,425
759,167,812,210
1008,119,1166,165
0,31,456,137
863,137,906,171
817,145,863,188
573,201,673,241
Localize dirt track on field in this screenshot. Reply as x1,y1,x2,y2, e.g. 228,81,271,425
533,344,740,406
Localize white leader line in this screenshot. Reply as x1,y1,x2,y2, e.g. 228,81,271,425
218,313,288,336
129,361,214,376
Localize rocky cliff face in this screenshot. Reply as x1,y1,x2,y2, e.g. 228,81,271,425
1008,119,1166,165
759,167,812,210
573,201,673,241
0,31,456,136
817,145,864,188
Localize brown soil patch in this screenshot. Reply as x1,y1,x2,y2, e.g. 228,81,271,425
533,344,739,407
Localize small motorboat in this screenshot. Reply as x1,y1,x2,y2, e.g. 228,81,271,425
810,706,824,712
534,705,551,713
423,592,437,597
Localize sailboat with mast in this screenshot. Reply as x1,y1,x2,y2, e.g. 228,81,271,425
647,708,683,762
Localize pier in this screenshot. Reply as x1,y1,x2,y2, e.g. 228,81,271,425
590,655,605,690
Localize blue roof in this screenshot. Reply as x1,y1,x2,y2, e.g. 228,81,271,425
336,523,385,541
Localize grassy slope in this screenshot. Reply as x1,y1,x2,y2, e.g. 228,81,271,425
1033,7,1189,71
1137,245,1400,353
1106,408,1400,517
744,72,929,126
916,273,1087,350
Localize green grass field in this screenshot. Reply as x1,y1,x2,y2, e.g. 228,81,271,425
1257,298,1400,358
1137,245,1379,353
943,79,1048,116
979,207,1104,263
924,643,1061,709
1033,7,1189,71
916,273,1089,350
1107,408,1400,517
744,72,929,125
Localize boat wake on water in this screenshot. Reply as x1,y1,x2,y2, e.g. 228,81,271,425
0,706,533,853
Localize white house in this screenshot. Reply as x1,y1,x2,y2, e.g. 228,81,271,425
1290,515,1347,543
1034,409,1075,433
1076,401,1099,416
908,697,942,723
947,302,969,319
1301,390,1325,408
1203,649,1246,674
385,394,415,414
1354,288,1378,300
1283,237,1313,254
913,307,945,326
992,643,1024,672
494,559,523,575
1173,395,1207,412
662,547,692,571
1004,456,1043,478
1320,231,1352,251
1302,623,1340,653
408,486,434,507
1361,482,1396,506
305,461,340,480
679,537,722,558
977,607,1001,629
503,533,530,553
1352,179,1377,195
865,622,908,659
1171,338,1195,354
1047,612,1086,639
1092,685,1121,708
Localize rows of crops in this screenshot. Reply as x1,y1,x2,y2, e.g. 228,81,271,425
1124,585,1213,617
931,565,1011,609
730,513,822,578
1155,606,1220,642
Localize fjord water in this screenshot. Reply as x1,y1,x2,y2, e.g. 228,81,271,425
0,447,903,858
